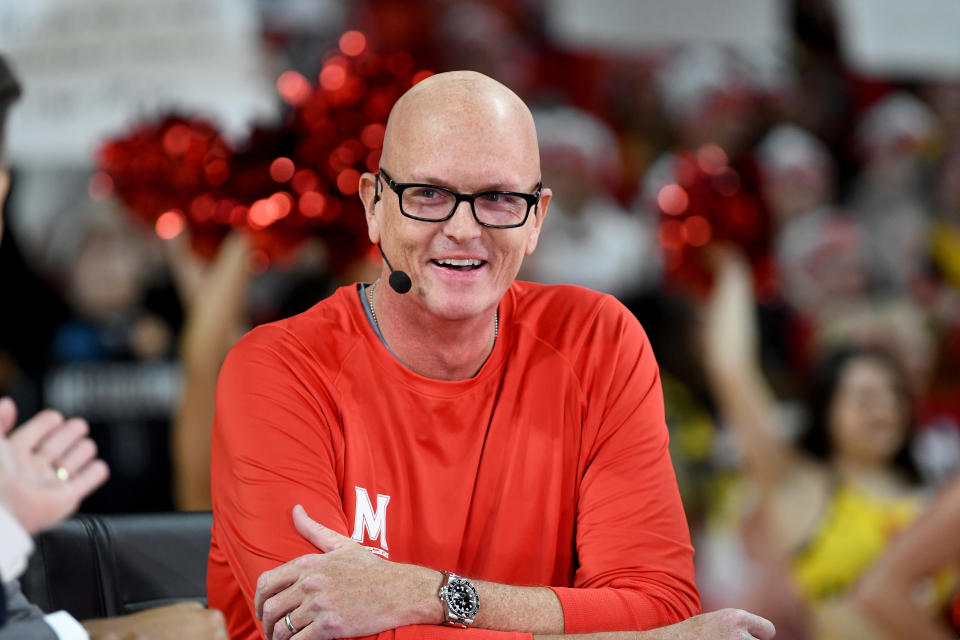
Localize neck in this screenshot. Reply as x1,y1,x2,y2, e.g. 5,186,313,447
370,281,498,381
832,458,902,494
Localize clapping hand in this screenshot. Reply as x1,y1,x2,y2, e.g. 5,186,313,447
0,396,109,533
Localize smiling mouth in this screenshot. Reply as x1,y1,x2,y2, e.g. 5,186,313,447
431,258,486,271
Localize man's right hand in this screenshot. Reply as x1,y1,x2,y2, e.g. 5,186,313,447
534,609,775,640
642,608,775,640
0,396,109,533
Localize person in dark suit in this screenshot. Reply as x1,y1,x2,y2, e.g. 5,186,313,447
0,53,109,639
0,54,227,640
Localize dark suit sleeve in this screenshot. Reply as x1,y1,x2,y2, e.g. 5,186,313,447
0,580,57,640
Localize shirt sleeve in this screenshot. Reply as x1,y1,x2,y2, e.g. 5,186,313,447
550,297,700,633
0,505,33,583
210,327,532,640
0,580,65,640
43,612,89,640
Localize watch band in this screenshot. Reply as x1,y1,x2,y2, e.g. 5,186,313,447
438,570,480,628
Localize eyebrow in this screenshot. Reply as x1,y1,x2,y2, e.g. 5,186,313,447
408,174,539,193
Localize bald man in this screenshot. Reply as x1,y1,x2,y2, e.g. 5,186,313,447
208,72,775,640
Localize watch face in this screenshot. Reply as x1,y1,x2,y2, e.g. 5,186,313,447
445,580,479,617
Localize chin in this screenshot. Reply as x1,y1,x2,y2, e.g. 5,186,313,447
431,300,488,321
422,284,495,313
855,443,903,468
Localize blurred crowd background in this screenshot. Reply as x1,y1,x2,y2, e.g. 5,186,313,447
2,0,960,638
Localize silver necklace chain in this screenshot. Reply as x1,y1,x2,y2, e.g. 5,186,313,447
367,280,498,340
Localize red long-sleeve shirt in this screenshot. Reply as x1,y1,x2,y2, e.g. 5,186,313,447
208,281,699,640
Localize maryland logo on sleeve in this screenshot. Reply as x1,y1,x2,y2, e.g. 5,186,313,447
350,486,391,558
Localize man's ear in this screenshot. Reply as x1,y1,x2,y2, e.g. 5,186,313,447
524,187,551,256
359,171,381,244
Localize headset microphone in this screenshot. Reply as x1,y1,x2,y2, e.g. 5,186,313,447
377,243,412,294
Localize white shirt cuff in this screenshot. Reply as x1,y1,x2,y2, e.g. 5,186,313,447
44,611,91,640
0,502,34,581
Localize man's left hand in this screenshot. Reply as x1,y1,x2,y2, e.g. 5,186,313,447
255,504,442,640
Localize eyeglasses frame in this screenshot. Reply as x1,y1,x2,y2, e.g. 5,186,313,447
376,168,542,229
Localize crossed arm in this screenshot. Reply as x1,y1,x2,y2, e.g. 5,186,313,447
253,505,774,640
253,506,562,638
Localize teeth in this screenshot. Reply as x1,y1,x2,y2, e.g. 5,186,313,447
436,258,482,266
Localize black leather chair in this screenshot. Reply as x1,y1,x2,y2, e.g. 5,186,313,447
19,511,212,620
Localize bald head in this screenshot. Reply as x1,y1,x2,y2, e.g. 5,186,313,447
360,71,552,330
381,71,541,187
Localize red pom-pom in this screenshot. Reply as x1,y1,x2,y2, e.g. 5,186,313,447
655,146,774,298
99,35,423,272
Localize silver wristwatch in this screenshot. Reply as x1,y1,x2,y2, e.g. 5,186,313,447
438,571,480,628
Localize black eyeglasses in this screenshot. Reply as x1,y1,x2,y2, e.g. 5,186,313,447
377,168,542,229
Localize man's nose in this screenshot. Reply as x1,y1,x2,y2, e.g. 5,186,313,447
442,199,482,242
